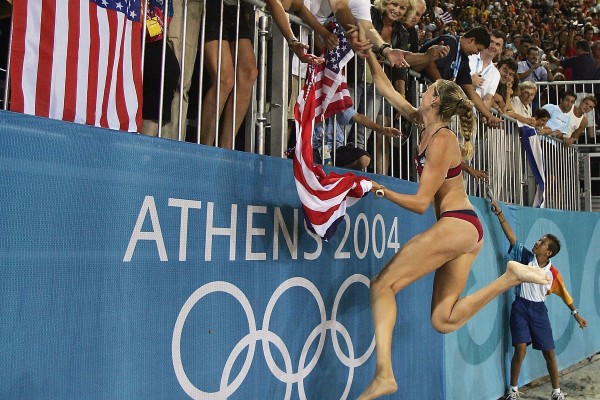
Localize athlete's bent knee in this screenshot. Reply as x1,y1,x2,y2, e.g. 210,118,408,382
430,317,458,334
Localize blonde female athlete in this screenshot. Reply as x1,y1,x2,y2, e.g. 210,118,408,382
357,51,551,400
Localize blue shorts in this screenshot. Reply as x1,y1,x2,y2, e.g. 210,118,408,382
510,296,554,351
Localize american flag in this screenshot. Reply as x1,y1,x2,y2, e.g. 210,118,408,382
313,21,354,121
10,0,143,132
293,23,371,241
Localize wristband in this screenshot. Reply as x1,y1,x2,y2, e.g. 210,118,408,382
377,43,392,58
375,186,386,198
571,309,579,316
288,38,300,46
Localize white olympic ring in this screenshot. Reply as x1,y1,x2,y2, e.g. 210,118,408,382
172,274,374,400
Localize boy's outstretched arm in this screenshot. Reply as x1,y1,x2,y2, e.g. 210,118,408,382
490,200,517,246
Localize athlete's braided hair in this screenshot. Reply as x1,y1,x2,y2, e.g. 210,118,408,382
435,80,475,160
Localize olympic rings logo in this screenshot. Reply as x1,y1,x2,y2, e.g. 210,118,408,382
172,275,375,399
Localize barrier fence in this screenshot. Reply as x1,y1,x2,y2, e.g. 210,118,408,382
1,0,598,211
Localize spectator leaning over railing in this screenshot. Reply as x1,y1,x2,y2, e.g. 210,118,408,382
566,95,597,145
506,81,537,127
419,26,502,126
265,0,338,150
346,0,413,175
402,0,426,54
532,108,551,133
469,30,504,110
541,90,577,145
265,0,337,64
492,57,519,115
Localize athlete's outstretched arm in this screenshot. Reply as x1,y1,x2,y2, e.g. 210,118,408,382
365,50,420,123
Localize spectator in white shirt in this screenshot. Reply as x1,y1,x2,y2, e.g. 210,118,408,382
507,81,537,127
469,30,504,109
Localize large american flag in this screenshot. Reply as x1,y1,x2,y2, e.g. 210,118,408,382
10,0,143,132
313,21,354,121
293,22,371,241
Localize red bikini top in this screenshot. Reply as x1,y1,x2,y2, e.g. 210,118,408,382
414,126,462,178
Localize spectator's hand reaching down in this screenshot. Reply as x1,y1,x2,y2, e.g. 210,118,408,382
489,199,501,214
377,126,402,138
346,25,372,58
484,115,502,127
290,41,325,65
319,30,339,51
471,74,485,88
463,163,489,181
385,49,411,68
425,43,450,62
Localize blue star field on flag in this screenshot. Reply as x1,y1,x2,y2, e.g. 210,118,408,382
94,0,141,22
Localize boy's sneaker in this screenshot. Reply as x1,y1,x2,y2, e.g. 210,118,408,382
551,392,566,400
505,389,521,399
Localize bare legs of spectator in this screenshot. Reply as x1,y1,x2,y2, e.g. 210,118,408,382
162,0,203,141
201,38,257,149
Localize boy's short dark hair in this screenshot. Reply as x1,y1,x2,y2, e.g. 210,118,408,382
464,26,491,48
534,108,551,120
545,234,561,257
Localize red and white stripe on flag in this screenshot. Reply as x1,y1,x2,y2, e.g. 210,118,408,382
10,0,143,132
293,67,372,241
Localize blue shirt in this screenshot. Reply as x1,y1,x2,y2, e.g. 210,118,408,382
508,240,535,264
508,240,553,302
420,35,472,85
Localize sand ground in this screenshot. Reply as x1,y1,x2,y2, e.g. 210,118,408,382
504,353,600,399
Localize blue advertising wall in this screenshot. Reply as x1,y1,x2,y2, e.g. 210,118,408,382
0,112,443,400
2,111,599,400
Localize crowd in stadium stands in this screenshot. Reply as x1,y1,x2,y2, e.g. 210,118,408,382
133,0,600,152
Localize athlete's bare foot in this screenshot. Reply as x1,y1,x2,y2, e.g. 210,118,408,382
356,376,398,400
506,260,551,286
